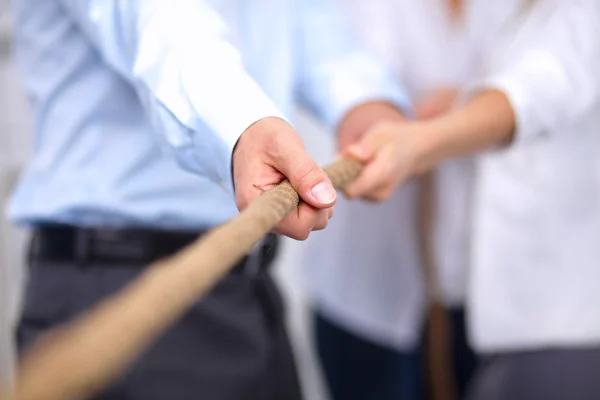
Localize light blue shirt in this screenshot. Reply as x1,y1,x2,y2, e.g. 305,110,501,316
8,0,410,230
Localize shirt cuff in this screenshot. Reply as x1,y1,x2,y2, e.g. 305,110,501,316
202,80,288,160
196,101,287,196
461,77,539,148
459,48,570,148
207,88,287,195
145,87,286,197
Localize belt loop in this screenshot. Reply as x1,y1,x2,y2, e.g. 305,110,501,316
74,228,91,267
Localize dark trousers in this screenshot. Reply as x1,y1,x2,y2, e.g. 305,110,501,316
314,310,423,400
314,308,478,400
466,348,600,400
17,232,302,400
446,308,479,398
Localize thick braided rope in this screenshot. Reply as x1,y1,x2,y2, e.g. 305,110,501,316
0,158,363,400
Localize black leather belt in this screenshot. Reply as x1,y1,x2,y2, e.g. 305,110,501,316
28,224,280,275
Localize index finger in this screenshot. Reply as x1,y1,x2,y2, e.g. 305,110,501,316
273,202,321,241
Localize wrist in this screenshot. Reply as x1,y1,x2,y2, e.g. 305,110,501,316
235,117,291,152
409,120,451,174
411,89,516,170
242,116,291,135
232,117,293,182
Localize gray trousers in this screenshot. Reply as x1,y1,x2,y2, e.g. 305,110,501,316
466,348,600,400
17,260,303,400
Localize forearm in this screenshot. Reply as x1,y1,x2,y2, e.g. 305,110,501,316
414,90,515,172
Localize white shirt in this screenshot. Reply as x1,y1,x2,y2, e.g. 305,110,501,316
300,0,522,351
466,0,600,352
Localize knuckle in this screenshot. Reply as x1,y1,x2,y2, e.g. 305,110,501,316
327,207,334,219
294,161,320,186
343,189,357,199
376,189,393,201
295,212,317,240
376,192,387,201
295,230,311,241
316,212,329,229
313,223,328,232
314,218,329,231
283,226,310,241
344,179,366,199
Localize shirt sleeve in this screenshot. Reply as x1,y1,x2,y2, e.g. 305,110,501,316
294,0,413,130
56,0,287,192
463,0,600,146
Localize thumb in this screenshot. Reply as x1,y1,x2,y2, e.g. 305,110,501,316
343,129,386,161
276,146,336,209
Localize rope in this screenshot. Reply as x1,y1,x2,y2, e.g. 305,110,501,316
418,171,457,400
0,158,363,400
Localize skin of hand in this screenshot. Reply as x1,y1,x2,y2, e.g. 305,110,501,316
233,117,336,240
342,89,515,201
336,101,408,152
414,87,460,120
335,101,408,199
342,121,429,201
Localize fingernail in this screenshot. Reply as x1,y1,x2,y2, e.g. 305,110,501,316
310,181,336,204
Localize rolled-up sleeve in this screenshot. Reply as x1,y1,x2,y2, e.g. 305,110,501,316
464,0,600,146
294,0,412,129
56,0,286,191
